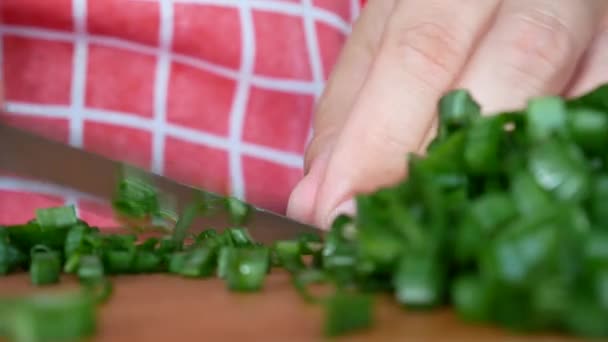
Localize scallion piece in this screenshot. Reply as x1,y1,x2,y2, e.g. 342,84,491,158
525,96,567,142
324,293,372,337
172,202,203,250
29,245,61,285
168,252,188,274
225,247,270,292
392,253,444,308
112,171,160,220
227,227,254,247
133,251,162,273
451,275,491,322
103,250,135,274
78,255,105,285
225,197,251,226
36,205,78,230
6,290,96,342
274,240,304,272
179,246,217,278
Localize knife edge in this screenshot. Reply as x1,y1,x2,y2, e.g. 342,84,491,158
0,124,322,242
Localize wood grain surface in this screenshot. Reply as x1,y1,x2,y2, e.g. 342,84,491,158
0,272,585,342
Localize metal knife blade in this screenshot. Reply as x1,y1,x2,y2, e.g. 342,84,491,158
0,124,321,242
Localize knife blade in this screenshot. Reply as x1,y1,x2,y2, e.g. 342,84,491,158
0,124,321,242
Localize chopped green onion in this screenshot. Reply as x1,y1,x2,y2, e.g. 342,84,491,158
137,237,159,252
112,170,160,219
528,141,590,203
297,232,323,255
217,246,235,279
225,197,252,226
64,224,91,258
437,89,480,139
133,251,162,273
293,269,328,303
274,240,304,272
7,222,70,252
525,96,567,142
5,290,97,342
157,236,177,254
225,247,270,292
179,246,217,278
103,250,135,274
29,245,61,285
63,253,81,274
172,202,203,250
0,231,11,275
227,227,254,247
324,293,372,337
464,116,503,174
168,252,188,274
35,205,78,230
451,275,490,322
195,229,219,244
392,253,444,308
78,255,105,285
567,108,608,152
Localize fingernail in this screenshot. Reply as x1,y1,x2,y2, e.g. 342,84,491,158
325,198,356,228
286,175,317,224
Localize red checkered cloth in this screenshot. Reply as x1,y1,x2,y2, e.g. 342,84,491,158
0,0,363,227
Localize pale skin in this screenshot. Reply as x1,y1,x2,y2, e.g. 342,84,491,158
287,0,608,229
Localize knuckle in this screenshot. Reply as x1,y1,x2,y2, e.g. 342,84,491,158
502,8,576,80
384,21,465,89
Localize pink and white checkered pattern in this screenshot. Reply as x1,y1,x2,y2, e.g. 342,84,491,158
0,0,362,227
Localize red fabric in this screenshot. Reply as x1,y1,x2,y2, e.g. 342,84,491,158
0,0,359,226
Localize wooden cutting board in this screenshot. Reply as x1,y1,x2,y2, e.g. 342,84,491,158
0,272,584,342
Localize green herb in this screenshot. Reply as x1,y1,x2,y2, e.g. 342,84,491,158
4,83,608,340
225,197,251,226
35,205,78,230
225,247,270,292
78,255,105,285
324,293,372,337
29,245,61,286
4,291,96,342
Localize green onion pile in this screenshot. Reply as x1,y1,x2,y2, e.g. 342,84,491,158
2,84,608,341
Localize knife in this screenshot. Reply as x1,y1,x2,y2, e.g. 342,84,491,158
0,124,321,243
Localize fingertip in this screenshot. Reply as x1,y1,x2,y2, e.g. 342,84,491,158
287,150,331,226
286,174,318,225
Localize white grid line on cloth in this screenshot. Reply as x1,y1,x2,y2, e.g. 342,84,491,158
133,0,352,35
64,194,81,217
247,0,351,34
0,177,103,203
4,102,304,168
227,2,256,200
151,0,175,174
302,0,325,96
0,25,318,95
301,0,325,160
68,0,88,148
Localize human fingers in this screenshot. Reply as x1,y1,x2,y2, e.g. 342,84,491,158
312,0,500,228
455,0,604,114
287,0,396,223
566,9,608,97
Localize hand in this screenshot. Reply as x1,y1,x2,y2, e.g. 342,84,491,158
287,0,608,229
